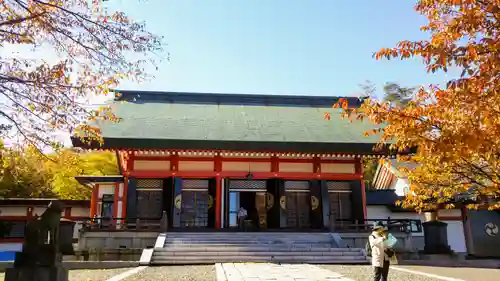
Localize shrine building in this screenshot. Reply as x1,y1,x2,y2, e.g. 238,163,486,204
72,91,392,232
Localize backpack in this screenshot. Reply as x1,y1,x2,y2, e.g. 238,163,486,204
365,235,375,257
385,248,395,258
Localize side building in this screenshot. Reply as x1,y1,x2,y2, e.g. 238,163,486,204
371,159,500,258
0,198,89,261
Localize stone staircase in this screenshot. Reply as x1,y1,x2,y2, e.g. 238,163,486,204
150,232,368,265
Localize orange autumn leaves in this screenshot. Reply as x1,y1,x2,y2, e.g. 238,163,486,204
331,0,500,211
0,0,163,151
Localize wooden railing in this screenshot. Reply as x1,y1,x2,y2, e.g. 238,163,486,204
80,215,421,234
82,211,169,232
331,218,422,233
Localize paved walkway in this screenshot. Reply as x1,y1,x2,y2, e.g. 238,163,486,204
217,263,353,281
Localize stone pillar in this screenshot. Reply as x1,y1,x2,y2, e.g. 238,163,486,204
422,212,452,254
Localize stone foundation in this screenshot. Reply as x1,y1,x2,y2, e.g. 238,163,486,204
5,266,68,281
64,249,143,261
78,231,158,250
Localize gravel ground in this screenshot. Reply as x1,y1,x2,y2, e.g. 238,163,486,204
321,265,433,281
320,264,500,281
0,268,131,281
400,265,500,281
122,265,216,281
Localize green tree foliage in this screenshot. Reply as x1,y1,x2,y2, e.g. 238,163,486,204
0,145,118,199
45,149,119,200
0,145,54,198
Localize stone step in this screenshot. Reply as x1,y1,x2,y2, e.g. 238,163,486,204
165,240,333,244
167,233,331,237
153,251,362,257
151,232,367,265
157,246,361,252
165,237,333,240
164,238,333,243
162,244,340,249
165,236,333,240
166,232,331,235
150,255,369,265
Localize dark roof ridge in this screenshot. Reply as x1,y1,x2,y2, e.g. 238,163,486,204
113,90,365,108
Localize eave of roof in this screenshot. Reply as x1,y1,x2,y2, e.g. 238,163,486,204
72,137,392,154
365,190,416,212
112,90,366,108
75,175,124,185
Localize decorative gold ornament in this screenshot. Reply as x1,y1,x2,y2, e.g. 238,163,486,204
208,195,213,209
279,196,286,210
259,216,266,225
266,192,274,210
311,196,319,211
174,194,182,210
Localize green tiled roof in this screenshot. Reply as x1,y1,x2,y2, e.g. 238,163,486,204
72,91,385,153
100,102,378,143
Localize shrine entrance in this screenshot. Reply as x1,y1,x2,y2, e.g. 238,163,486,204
170,179,216,229
284,181,311,229
224,179,321,231
226,180,268,230
136,179,163,219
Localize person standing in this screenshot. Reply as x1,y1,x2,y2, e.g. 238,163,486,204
369,221,391,281
237,206,248,230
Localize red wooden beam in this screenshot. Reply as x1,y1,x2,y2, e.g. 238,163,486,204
129,170,362,180
132,155,357,164
214,155,222,172
127,148,369,157
271,156,279,172
170,154,179,171
127,152,134,172
133,155,174,161
313,156,321,173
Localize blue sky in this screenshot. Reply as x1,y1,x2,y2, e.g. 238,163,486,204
109,0,456,100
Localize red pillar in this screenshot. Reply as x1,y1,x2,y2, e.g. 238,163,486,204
122,178,128,219
214,155,222,228
355,159,367,220
215,176,221,228
64,207,71,219
90,184,100,218
113,182,120,219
